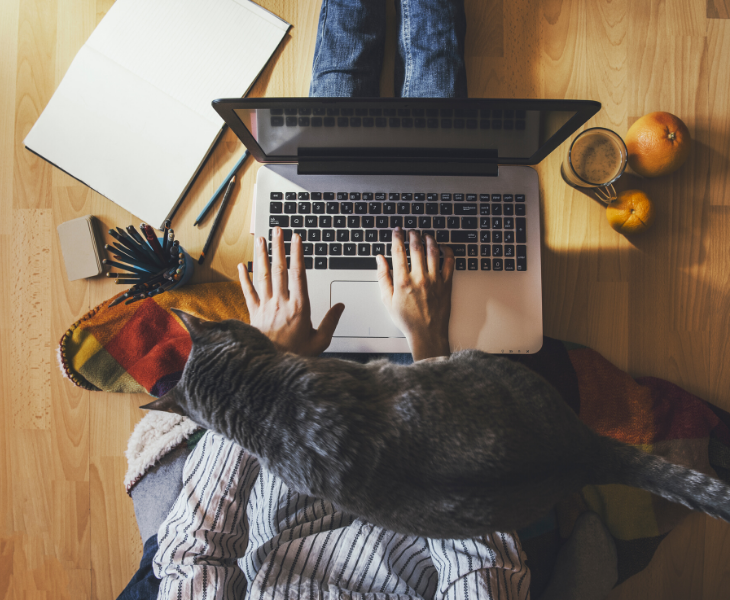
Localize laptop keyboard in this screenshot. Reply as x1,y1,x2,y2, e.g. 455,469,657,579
267,191,527,272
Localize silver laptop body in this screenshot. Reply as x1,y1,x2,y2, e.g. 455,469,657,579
213,98,600,355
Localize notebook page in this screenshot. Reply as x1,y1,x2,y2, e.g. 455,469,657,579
87,0,290,125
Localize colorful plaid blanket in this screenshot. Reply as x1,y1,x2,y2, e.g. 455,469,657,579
58,287,730,589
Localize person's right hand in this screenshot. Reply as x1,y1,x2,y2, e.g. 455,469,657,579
376,228,455,361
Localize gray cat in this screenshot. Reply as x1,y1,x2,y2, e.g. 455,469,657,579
142,310,730,538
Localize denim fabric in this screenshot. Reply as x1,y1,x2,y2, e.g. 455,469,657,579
116,535,161,600
310,0,467,98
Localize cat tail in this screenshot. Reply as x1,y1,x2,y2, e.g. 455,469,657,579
594,436,730,523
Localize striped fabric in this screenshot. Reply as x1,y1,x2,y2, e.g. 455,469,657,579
154,430,530,600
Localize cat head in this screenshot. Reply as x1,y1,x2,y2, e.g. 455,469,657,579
139,309,276,419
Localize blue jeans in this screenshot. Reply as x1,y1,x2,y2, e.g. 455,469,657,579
310,0,467,98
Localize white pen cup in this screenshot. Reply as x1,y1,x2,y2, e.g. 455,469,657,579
561,127,628,204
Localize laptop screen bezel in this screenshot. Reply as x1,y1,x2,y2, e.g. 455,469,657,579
212,97,601,169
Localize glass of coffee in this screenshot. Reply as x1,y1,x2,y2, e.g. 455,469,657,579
561,127,628,203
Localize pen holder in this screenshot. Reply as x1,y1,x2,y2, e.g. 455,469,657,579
164,239,194,290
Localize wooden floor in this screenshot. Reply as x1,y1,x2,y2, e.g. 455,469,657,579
2,0,729,597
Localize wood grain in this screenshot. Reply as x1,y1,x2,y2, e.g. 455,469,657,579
2,0,730,597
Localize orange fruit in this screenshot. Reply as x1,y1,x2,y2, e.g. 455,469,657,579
625,111,690,177
606,190,655,235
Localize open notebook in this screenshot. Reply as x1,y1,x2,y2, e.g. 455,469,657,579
24,0,290,229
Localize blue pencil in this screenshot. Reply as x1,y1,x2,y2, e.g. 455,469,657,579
193,150,250,226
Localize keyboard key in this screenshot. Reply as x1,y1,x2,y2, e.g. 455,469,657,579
516,218,526,243
479,194,490,201
311,192,323,200
504,245,515,257
270,202,282,213
373,243,385,255
355,202,368,214
268,228,293,241
451,231,478,243
390,216,403,228
441,193,452,201
327,202,339,214
304,257,313,269
284,202,297,214
433,217,445,229
503,205,514,216
313,202,325,214
383,202,396,214
369,202,382,214
505,231,515,243
330,257,379,269
504,217,514,229
419,217,432,229
294,228,306,239
449,244,466,256
362,193,373,201
503,194,514,202
468,245,478,257
298,202,311,213
347,216,360,228
481,244,491,256
492,231,503,243
351,230,364,242
376,216,389,228
322,229,335,242
315,243,327,255
319,216,332,227
412,203,425,214
455,258,466,270
305,216,317,227
315,257,327,269
270,192,283,200
480,204,491,216
402,193,413,201
308,230,321,242
379,230,392,242
414,193,426,201
334,216,346,228
454,193,464,202
436,231,449,243
404,216,418,228
426,203,439,215
362,216,375,228
481,231,491,243
461,217,477,229
365,230,378,242
329,243,342,255
266,243,290,255
440,203,453,215
285,192,297,200
397,203,410,214
341,202,354,214
516,245,526,258
517,257,527,271
447,217,460,229
516,205,526,216
493,259,503,271
270,215,289,227
516,194,526,202
302,243,313,255
492,217,503,229
344,243,356,255
337,230,349,242
454,204,477,215
468,258,478,270
492,245,503,257
505,259,515,271
466,194,477,202
491,204,502,216
491,194,501,202
481,258,491,271
427,193,438,202
358,243,370,256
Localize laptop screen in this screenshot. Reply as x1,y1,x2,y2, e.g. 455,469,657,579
213,98,600,172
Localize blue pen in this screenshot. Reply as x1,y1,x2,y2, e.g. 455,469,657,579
193,150,250,226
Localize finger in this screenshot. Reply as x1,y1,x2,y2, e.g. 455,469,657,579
254,236,272,300
237,262,260,310
312,303,345,354
270,227,289,300
391,227,409,283
376,253,394,309
408,229,426,279
425,234,440,277
440,243,455,284
289,233,308,305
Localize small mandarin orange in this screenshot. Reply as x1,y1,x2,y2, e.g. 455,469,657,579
606,190,655,235
625,112,690,178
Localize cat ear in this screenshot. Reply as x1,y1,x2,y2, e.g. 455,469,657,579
139,386,187,416
171,308,208,341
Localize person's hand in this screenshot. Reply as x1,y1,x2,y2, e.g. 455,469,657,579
376,228,455,361
237,227,345,356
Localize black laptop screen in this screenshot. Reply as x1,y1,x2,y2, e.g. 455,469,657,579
213,99,600,170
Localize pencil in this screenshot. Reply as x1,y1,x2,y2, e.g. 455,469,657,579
141,223,166,261
103,259,155,276
198,175,236,265
110,228,147,259
193,150,250,226
126,225,163,266
105,244,159,271
161,220,171,255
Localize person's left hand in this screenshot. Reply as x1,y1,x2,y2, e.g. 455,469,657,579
237,227,345,356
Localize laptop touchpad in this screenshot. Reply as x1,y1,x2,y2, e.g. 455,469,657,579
331,281,405,338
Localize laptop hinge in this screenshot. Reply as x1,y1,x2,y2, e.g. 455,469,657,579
297,158,499,177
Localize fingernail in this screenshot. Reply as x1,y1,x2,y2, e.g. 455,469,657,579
275,227,281,236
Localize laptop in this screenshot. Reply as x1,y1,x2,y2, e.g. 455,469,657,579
213,98,600,354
